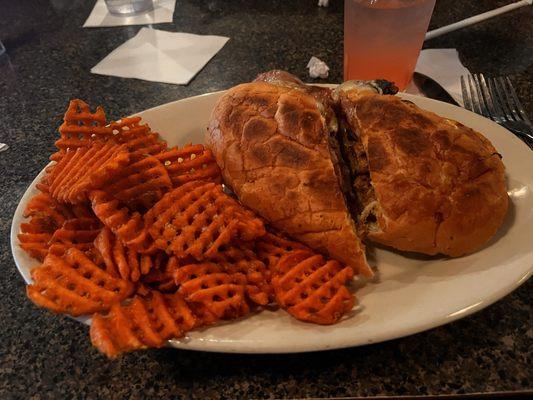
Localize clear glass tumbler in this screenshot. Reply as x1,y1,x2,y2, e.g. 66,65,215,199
344,0,436,90
104,0,154,15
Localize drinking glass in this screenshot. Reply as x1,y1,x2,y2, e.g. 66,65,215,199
104,0,154,15
344,0,436,90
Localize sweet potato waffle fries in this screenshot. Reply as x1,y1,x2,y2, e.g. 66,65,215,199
19,100,358,357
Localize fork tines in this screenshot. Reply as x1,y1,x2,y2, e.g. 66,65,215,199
461,73,533,146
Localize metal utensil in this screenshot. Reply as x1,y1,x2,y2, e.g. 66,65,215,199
0,143,9,153
460,74,533,148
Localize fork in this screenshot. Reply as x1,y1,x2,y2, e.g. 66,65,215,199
460,74,533,148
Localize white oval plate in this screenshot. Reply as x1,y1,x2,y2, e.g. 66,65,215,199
11,90,533,353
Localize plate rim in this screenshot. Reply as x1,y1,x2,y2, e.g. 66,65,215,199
10,88,533,354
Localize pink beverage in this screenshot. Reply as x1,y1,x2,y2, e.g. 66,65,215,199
344,0,436,90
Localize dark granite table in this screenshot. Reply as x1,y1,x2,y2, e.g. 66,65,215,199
1,1,531,398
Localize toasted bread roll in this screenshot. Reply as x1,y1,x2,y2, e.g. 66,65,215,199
336,82,508,256
207,80,372,276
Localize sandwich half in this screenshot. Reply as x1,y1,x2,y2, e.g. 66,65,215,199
206,72,374,276
335,81,508,256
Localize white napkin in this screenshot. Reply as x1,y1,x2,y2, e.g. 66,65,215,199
83,0,176,28
91,28,229,85
307,56,329,79
410,48,470,106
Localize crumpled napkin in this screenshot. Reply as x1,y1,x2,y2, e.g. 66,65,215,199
409,48,471,106
83,0,176,28
90,28,229,85
307,56,329,79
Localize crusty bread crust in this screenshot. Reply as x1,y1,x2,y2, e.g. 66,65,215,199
339,90,508,256
207,82,372,276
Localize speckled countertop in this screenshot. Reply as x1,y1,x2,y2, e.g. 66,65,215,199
0,1,531,398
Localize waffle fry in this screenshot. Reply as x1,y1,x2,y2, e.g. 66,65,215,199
51,218,101,242
92,155,172,212
89,190,151,252
24,190,95,220
47,217,102,255
90,290,196,358
20,198,64,243
19,194,99,261
94,227,164,282
46,142,130,204
256,232,309,274
53,100,167,162
71,202,99,219
53,99,112,161
35,165,54,193
174,262,250,320
155,144,221,187
272,250,355,325
145,181,265,260
93,227,120,277
108,117,167,159
27,248,134,316
18,228,52,261
142,255,179,292
23,192,74,229
186,302,220,326
211,245,271,305
230,205,266,242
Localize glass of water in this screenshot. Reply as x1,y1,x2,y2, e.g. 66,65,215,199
104,0,154,15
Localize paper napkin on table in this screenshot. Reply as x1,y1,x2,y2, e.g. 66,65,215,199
83,0,176,28
91,28,229,85
410,48,471,106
